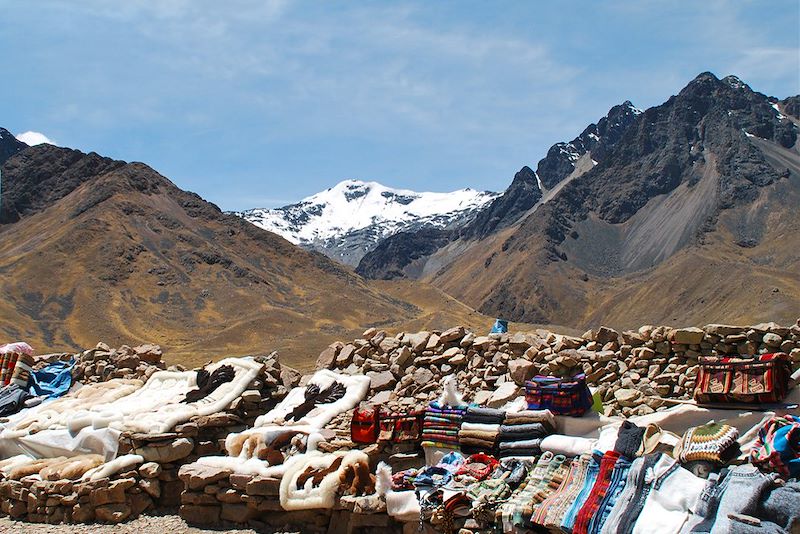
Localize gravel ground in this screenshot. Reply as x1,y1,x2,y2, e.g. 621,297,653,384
0,512,300,534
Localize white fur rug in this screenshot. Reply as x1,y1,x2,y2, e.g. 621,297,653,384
253,370,370,430
279,450,368,511
68,358,262,434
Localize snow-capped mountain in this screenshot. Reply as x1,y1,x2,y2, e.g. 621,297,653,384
236,180,498,266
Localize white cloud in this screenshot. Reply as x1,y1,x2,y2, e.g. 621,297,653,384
15,131,56,146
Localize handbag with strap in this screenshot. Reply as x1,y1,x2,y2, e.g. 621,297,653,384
524,373,593,416
351,404,379,444
378,410,425,443
694,352,791,404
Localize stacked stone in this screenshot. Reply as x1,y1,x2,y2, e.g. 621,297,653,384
178,463,399,533
317,320,800,418
0,352,295,526
70,342,167,383
0,462,165,524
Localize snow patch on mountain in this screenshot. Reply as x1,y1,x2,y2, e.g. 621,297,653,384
236,180,498,266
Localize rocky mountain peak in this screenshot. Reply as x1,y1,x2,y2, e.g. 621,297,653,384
237,179,498,266
0,127,28,166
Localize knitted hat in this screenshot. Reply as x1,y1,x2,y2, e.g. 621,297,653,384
677,422,740,464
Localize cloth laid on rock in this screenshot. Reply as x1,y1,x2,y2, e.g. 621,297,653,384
279,450,371,510
253,369,371,430
64,358,262,434
0,385,31,417
749,414,800,479
677,422,740,464
282,380,346,423
618,453,707,534
182,364,235,403
82,454,144,481
706,464,781,534
3,379,143,436
541,433,596,457
500,452,557,531
38,454,105,480
561,451,603,532
540,453,592,531
29,359,74,399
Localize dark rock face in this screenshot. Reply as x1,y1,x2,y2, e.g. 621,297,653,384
538,72,795,230
782,95,800,120
460,166,541,240
0,144,125,223
536,101,641,189
356,100,642,280
355,227,451,279
0,128,27,166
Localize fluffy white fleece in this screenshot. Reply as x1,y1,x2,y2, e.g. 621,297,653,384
377,461,421,523
82,454,144,481
438,375,465,407
2,380,143,437
195,427,327,478
279,450,368,511
253,370,370,430
0,454,34,474
66,358,262,434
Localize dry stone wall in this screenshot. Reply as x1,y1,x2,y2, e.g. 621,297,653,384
317,321,800,418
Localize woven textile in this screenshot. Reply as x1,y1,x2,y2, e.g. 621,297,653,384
678,423,739,464
750,414,800,479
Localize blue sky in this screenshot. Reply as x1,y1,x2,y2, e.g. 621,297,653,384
2,1,798,210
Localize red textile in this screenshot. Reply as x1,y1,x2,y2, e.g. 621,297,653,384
572,450,621,534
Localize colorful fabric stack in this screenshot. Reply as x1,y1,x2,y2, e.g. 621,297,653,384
0,342,34,386
421,403,467,450
497,409,555,458
750,414,800,479
458,406,504,454
677,422,740,464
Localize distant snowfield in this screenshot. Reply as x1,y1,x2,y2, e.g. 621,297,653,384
15,130,56,146
237,179,498,245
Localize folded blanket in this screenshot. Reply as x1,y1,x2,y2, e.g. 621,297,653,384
426,406,467,416
422,434,460,444
499,423,550,439
422,440,460,450
423,423,461,432
425,415,464,424
460,436,497,448
539,434,595,457
466,406,506,421
466,415,507,426
422,426,459,436
503,409,556,429
499,438,542,451
458,429,499,442
461,422,501,433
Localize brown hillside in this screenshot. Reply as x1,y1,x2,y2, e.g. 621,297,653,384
0,145,425,367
